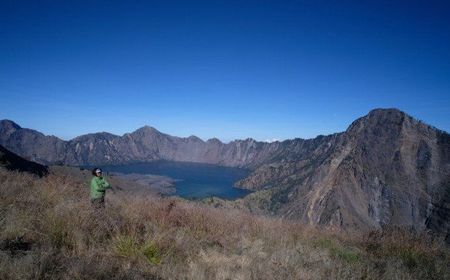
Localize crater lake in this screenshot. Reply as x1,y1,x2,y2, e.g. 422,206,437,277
98,161,251,199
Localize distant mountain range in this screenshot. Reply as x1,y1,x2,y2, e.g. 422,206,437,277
0,118,285,168
1,108,449,237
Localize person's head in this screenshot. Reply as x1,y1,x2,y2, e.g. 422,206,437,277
92,168,103,177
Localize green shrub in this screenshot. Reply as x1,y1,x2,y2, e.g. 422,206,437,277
313,238,360,263
114,235,139,257
330,246,360,263
313,238,334,250
141,242,161,265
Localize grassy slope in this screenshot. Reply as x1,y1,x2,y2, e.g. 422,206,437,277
0,167,449,280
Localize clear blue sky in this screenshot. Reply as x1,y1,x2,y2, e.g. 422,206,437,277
1,1,449,142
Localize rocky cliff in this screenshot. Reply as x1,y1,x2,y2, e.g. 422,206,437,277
238,109,450,239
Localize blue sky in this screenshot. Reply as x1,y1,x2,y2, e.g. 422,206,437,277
1,1,449,142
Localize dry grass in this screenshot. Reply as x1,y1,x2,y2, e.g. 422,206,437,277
0,167,448,279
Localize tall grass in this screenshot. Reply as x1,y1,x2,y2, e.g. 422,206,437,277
0,167,448,279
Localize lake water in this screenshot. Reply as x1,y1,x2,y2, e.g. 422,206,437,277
100,161,251,199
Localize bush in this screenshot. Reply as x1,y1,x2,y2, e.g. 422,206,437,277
141,242,161,265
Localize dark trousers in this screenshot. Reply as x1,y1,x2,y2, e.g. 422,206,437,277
90,197,105,209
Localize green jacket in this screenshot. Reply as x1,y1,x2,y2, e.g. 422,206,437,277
90,176,111,199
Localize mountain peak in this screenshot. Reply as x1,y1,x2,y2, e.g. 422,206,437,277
133,125,160,134
346,108,408,133
366,108,406,119
71,131,119,142
187,135,203,142
0,119,21,130
0,120,22,138
207,137,223,144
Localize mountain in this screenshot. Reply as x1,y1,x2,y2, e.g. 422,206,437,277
238,109,450,238
0,120,302,168
0,144,48,177
0,120,68,165
1,109,449,235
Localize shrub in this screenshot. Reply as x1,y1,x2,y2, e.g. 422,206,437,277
113,234,139,258
313,238,361,263
141,242,161,265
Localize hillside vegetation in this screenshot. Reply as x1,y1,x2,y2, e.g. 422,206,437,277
0,167,449,280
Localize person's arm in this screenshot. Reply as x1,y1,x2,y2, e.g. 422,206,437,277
102,177,111,190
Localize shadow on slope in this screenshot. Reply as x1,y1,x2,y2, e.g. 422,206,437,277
0,145,48,177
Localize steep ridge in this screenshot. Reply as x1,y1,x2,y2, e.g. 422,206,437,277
238,109,450,235
0,120,67,165
0,144,48,177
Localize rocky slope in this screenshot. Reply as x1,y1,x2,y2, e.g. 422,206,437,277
238,109,450,239
1,109,449,235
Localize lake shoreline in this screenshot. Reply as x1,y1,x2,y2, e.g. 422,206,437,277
87,161,252,200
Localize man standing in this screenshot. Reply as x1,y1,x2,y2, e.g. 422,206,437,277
90,168,111,208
